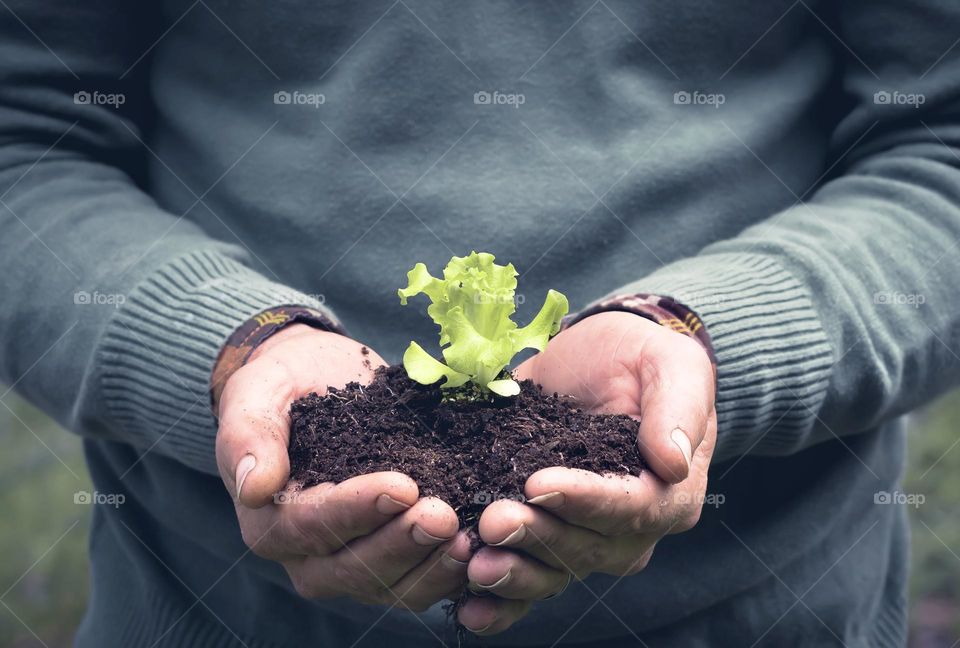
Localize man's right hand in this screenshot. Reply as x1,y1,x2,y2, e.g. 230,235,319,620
215,324,471,611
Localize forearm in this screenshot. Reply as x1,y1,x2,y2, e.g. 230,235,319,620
0,164,332,474
0,0,335,475
588,0,960,462
611,128,960,461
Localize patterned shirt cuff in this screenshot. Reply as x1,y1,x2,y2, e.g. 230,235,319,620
210,305,343,414
562,293,716,364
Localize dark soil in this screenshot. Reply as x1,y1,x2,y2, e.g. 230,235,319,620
289,365,645,527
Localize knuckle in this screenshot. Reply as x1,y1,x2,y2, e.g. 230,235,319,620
377,536,414,565
593,499,630,535
289,570,323,599
570,565,591,581
543,577,569,600
627,514,647,535
333,562,381,597
628,499,661,534
597,512,632,536
293,578,315,599
621,548,655,576
566,541,605,579
673,507,703,533
286,507,336,555
240,525,269,556
367,586,397,607
562,553,588,578
566,560,598,580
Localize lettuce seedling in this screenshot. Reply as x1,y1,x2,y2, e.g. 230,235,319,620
398,251,569,397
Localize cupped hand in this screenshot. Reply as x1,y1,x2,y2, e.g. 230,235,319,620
458,312,717,634
215,324,471,611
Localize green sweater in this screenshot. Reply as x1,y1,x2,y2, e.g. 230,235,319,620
2,1,959,645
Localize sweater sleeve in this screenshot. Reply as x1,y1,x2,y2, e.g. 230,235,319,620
612,0,960,463
0,1,334,475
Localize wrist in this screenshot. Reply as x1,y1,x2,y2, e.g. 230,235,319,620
211,305,343,414
247,324,345,363
566,293,715,363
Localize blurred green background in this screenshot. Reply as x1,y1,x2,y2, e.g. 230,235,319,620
0,388,958,647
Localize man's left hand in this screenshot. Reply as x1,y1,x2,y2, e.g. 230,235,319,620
457,312,717,635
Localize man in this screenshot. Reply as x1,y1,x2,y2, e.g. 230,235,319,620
1,1,958,646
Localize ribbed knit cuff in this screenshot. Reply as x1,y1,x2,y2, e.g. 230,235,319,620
97,249,337,476
616,253,834,462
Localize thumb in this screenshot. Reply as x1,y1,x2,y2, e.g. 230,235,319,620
215,359,295,508
636,336,714,484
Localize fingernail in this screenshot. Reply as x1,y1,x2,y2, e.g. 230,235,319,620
411,524,448,546
441,553,468,570
490,524,526,547
526,491,565,509
473,568,512,591
376,494,411,515
466,584,491,597
671,428,692,469
235,454,256,500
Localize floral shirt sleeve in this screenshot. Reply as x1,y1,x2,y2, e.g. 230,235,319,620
562,293,716,364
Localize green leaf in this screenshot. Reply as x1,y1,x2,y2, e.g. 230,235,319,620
402,341,470,388
508,289,569,355
398,252,569,397
487,378,521,397
398,263,446,306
